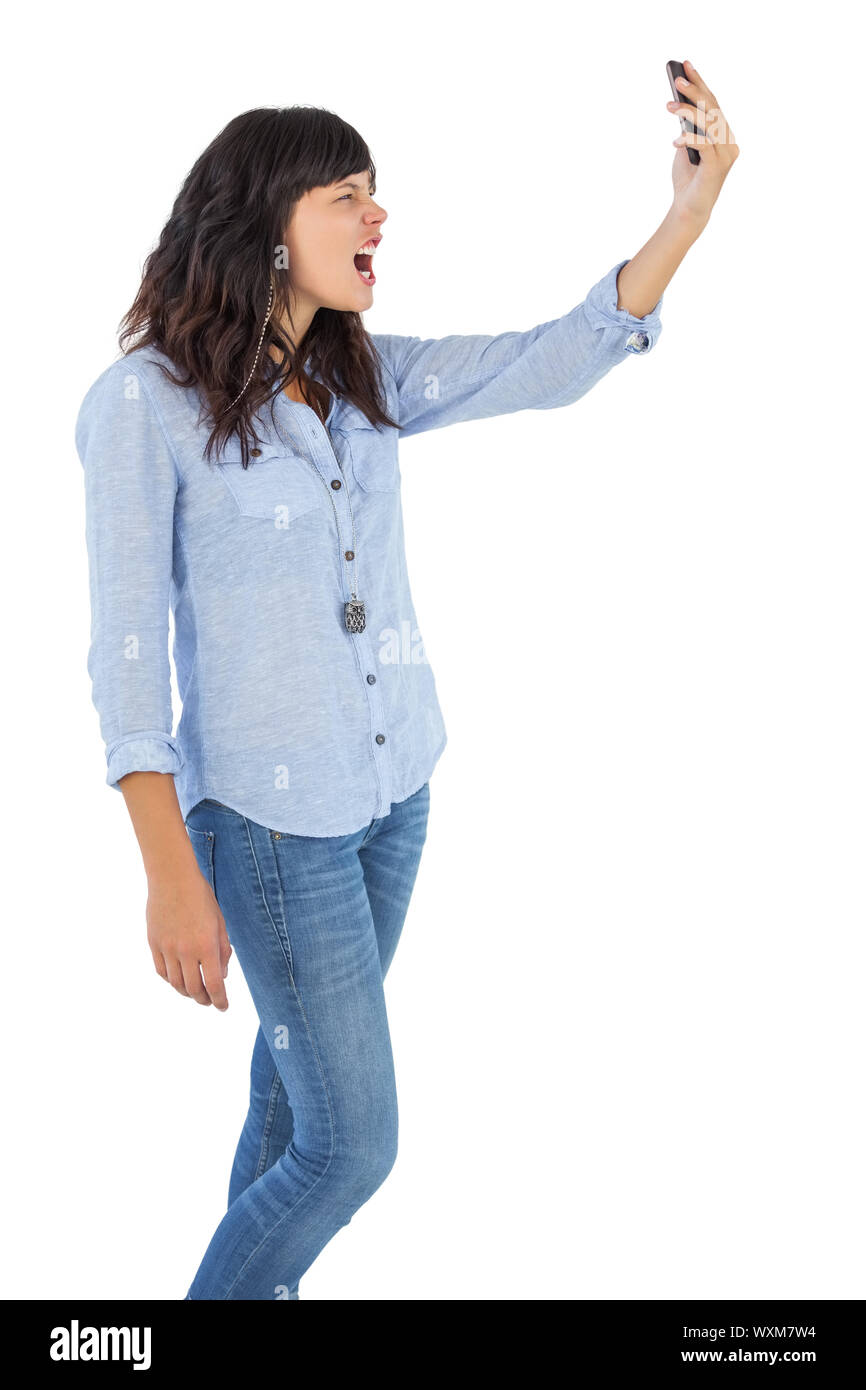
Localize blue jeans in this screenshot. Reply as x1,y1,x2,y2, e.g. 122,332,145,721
181,781,431,1299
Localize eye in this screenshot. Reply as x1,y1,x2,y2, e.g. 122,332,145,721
338,193,353,201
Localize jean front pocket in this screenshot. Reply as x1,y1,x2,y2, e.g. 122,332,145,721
186,825,216,892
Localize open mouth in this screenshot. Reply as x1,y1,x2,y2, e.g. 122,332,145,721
353,236,380,286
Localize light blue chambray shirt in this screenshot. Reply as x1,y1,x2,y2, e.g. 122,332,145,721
75,258,663,836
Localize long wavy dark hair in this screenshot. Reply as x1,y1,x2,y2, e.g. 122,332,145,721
118,105,399,468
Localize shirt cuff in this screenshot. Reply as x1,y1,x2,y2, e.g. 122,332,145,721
583,259,664,355
105,732,184,788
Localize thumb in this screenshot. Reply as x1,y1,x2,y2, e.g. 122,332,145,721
219,925,233,977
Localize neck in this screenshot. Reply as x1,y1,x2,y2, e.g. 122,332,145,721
264,309,328,413
267,297,316,383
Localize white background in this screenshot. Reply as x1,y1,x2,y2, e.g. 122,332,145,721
3,0,863,1301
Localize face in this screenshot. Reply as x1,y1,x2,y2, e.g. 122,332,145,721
283,170,387,326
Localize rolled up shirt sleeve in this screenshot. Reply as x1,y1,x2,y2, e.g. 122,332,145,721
75,361,184,790
581,258,664,354
370,258,664,437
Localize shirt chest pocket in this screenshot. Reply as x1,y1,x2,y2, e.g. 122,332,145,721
216,439,323,525
332,405,401,494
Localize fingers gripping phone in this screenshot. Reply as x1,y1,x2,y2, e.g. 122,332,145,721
666,60,701,164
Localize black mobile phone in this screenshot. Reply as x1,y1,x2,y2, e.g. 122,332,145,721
666,60,701,165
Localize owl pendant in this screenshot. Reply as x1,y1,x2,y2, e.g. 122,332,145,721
345,599,366,634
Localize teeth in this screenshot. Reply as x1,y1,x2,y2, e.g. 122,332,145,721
358,269,373,280
356,240,378,255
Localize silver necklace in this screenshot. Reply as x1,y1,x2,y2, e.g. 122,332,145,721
221,287,366,636
307,383,366,635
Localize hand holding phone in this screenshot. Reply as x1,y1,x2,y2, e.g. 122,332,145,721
666,60,701,165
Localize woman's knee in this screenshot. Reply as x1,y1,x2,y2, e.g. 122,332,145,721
333,1119,399,1205
280,1106,398,1196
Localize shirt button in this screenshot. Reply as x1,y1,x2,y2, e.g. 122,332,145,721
345,549,355,560
375,733,385,744
250,448,262,457
367,673,376,684
331,479,342,489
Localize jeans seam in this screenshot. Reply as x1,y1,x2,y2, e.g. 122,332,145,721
264,831,294,978
255,1067,285,1181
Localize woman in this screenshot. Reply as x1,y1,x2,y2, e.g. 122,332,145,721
75,66,738,1300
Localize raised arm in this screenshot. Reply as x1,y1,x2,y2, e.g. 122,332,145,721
372,58,738,440
370,258,664,438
